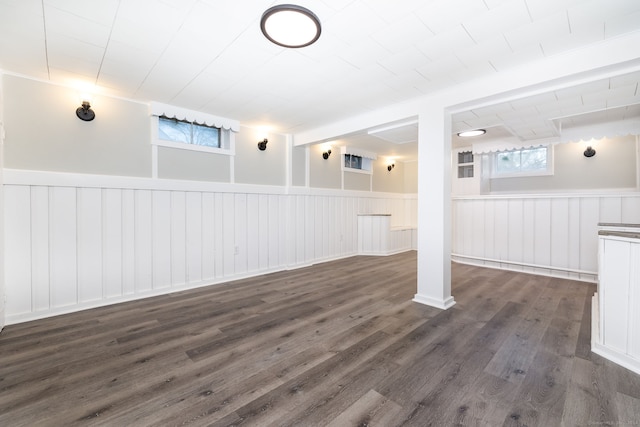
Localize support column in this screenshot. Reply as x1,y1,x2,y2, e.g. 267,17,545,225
413,105,455,310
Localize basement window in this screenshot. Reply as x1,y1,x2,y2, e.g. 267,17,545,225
344,154,363,170
341,147,376,174
158,115,221,148
151,102,238,155
490,146,553,178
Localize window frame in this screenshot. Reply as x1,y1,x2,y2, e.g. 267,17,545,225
151,115,235,156
489,145,554,179
342,154,373,175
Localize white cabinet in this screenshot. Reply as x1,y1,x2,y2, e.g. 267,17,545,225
593,223,640,375
357,214,414,255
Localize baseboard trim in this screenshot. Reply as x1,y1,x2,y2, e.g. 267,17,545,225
592,344,640,376
451,254,597,283
412,294,456,310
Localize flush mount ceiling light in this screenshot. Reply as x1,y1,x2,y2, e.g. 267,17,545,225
260,4,321,48
457,129,486,137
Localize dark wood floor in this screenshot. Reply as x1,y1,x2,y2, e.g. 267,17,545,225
1,252,639,426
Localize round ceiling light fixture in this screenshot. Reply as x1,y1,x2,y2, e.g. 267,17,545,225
260,4,321,48
457,129,486,137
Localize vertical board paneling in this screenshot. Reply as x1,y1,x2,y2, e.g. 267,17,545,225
267,195,279,269
31,186,50,311
122,189,136,295
630,244,640,358
567,197,582,279
461,200,474,256
314,197,324,259
49,187,77,308
533,199,551,275
452,195,640,278
4,186,32,315
186,192,203,284
5,181,423,322
277,195,287,267
621,196,640,223
346,198,355,254
222,193,235,277
522,199,536,266
295,195,306,264
483,200,496,266
214,193,226,278
453,200,462,254
170,191,187,286
14,179,640,322
507,199,524,270
550,198,570,274
494,200,509,260
77,188,102,303
335,197,344,256
599,197,622,223
471,200,485,258
234,194,248,274
305,196,315,262
103,189,123,298
601,239,630,351
201,193,216,280
580,197,600,273
152,191,172,289
258,195,270,271
327,197,335,257
246,194,260,272
134,190,153,292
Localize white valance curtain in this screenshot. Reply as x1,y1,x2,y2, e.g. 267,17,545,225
471,139,553,154
150,102,240,132
340,146,377,160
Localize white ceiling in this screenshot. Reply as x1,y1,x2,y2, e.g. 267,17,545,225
1,0,639,161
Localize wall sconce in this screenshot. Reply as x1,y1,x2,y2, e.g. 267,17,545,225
322,149,331,159
257,138,268,151
583,146,596,157
76,99,95,121
387,163,395,172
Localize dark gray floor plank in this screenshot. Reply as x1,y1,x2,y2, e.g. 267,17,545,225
0,253,638,426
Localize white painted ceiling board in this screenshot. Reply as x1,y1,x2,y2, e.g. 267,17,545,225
503,11,570,52
463,1,531,43
0,0,638,162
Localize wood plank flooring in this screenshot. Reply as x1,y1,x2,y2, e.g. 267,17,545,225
1,252,639,426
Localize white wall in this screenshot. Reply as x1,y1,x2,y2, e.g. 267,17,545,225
452,193,640,282
488,137,638,193
3,75,152,177
3,170,417,324
234,128,287,186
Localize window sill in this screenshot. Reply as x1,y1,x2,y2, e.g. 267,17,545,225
342,167,372,175
490,170,554,179
153,139,234,156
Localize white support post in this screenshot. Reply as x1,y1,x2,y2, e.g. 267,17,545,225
413,105,455,310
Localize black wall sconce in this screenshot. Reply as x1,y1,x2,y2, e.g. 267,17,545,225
583,146,596,157
387,163,395,171
322,149,331,159
76,100,95,121
257,138,268,151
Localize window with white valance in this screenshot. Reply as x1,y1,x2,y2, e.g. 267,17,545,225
476,143,554,179
150,102,239,155
340,146,377,174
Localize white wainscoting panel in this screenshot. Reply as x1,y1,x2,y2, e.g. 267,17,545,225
452,194,640,281
3,171,417,324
